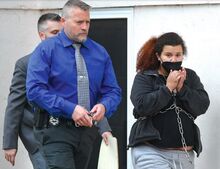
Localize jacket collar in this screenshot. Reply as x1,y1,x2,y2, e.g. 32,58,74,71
142,69,159,77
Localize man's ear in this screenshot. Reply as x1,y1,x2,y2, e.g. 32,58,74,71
61,17,65,26
39,32,46,41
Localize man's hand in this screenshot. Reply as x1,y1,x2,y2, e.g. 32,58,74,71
72,105,93,127
4,149,17,166
90,103,105,122
102,132,112,145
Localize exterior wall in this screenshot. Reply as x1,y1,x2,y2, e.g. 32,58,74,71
0,1,220,169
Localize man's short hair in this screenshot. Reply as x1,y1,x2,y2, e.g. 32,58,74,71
62,0,91,18
37,13,61,32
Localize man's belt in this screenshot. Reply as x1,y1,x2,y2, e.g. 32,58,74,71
48,116,76,127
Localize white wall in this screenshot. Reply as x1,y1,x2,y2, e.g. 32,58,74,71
0,1,220,169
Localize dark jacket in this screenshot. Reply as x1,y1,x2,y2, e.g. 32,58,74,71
3,54,40,153
129,69,210,156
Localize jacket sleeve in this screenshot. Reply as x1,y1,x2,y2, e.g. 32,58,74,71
177,69,210,117
3,58,27,150
96,117,112,135
130,72,173,117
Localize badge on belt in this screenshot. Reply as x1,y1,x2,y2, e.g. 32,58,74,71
49,116,59,126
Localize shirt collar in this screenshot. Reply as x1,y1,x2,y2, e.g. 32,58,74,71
58,29,90,49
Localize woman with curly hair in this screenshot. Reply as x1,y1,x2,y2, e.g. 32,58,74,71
129,32,210,169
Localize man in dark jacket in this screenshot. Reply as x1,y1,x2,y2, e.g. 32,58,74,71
2,13,62,168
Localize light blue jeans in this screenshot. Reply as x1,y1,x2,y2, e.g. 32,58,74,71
131,145,194,169
29,149,48,169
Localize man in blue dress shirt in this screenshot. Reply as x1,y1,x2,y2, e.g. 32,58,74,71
26,0,121,168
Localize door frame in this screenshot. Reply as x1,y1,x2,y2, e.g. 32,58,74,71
91,7,135,169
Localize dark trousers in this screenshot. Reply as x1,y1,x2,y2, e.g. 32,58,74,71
36,123,83,169
75,126,99,169
34,123,99,169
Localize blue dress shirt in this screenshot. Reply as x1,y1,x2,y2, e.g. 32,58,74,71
26,30,121,119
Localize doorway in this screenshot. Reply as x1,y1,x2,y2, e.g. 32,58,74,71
88,18,127,169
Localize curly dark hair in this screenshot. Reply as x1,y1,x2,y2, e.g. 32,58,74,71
136,32,187,72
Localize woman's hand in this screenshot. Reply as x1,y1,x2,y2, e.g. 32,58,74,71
166,70,181,92
176,68,186,92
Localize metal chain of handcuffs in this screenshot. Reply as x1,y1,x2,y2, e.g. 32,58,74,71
160,91,194,164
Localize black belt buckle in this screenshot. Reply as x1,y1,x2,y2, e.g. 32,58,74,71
49,116,59,126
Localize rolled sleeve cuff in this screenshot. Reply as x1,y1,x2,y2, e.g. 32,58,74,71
99,101,111,117
62,100,76,119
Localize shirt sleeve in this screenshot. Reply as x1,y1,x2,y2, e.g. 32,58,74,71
98,51,121,118
26,44,75,119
